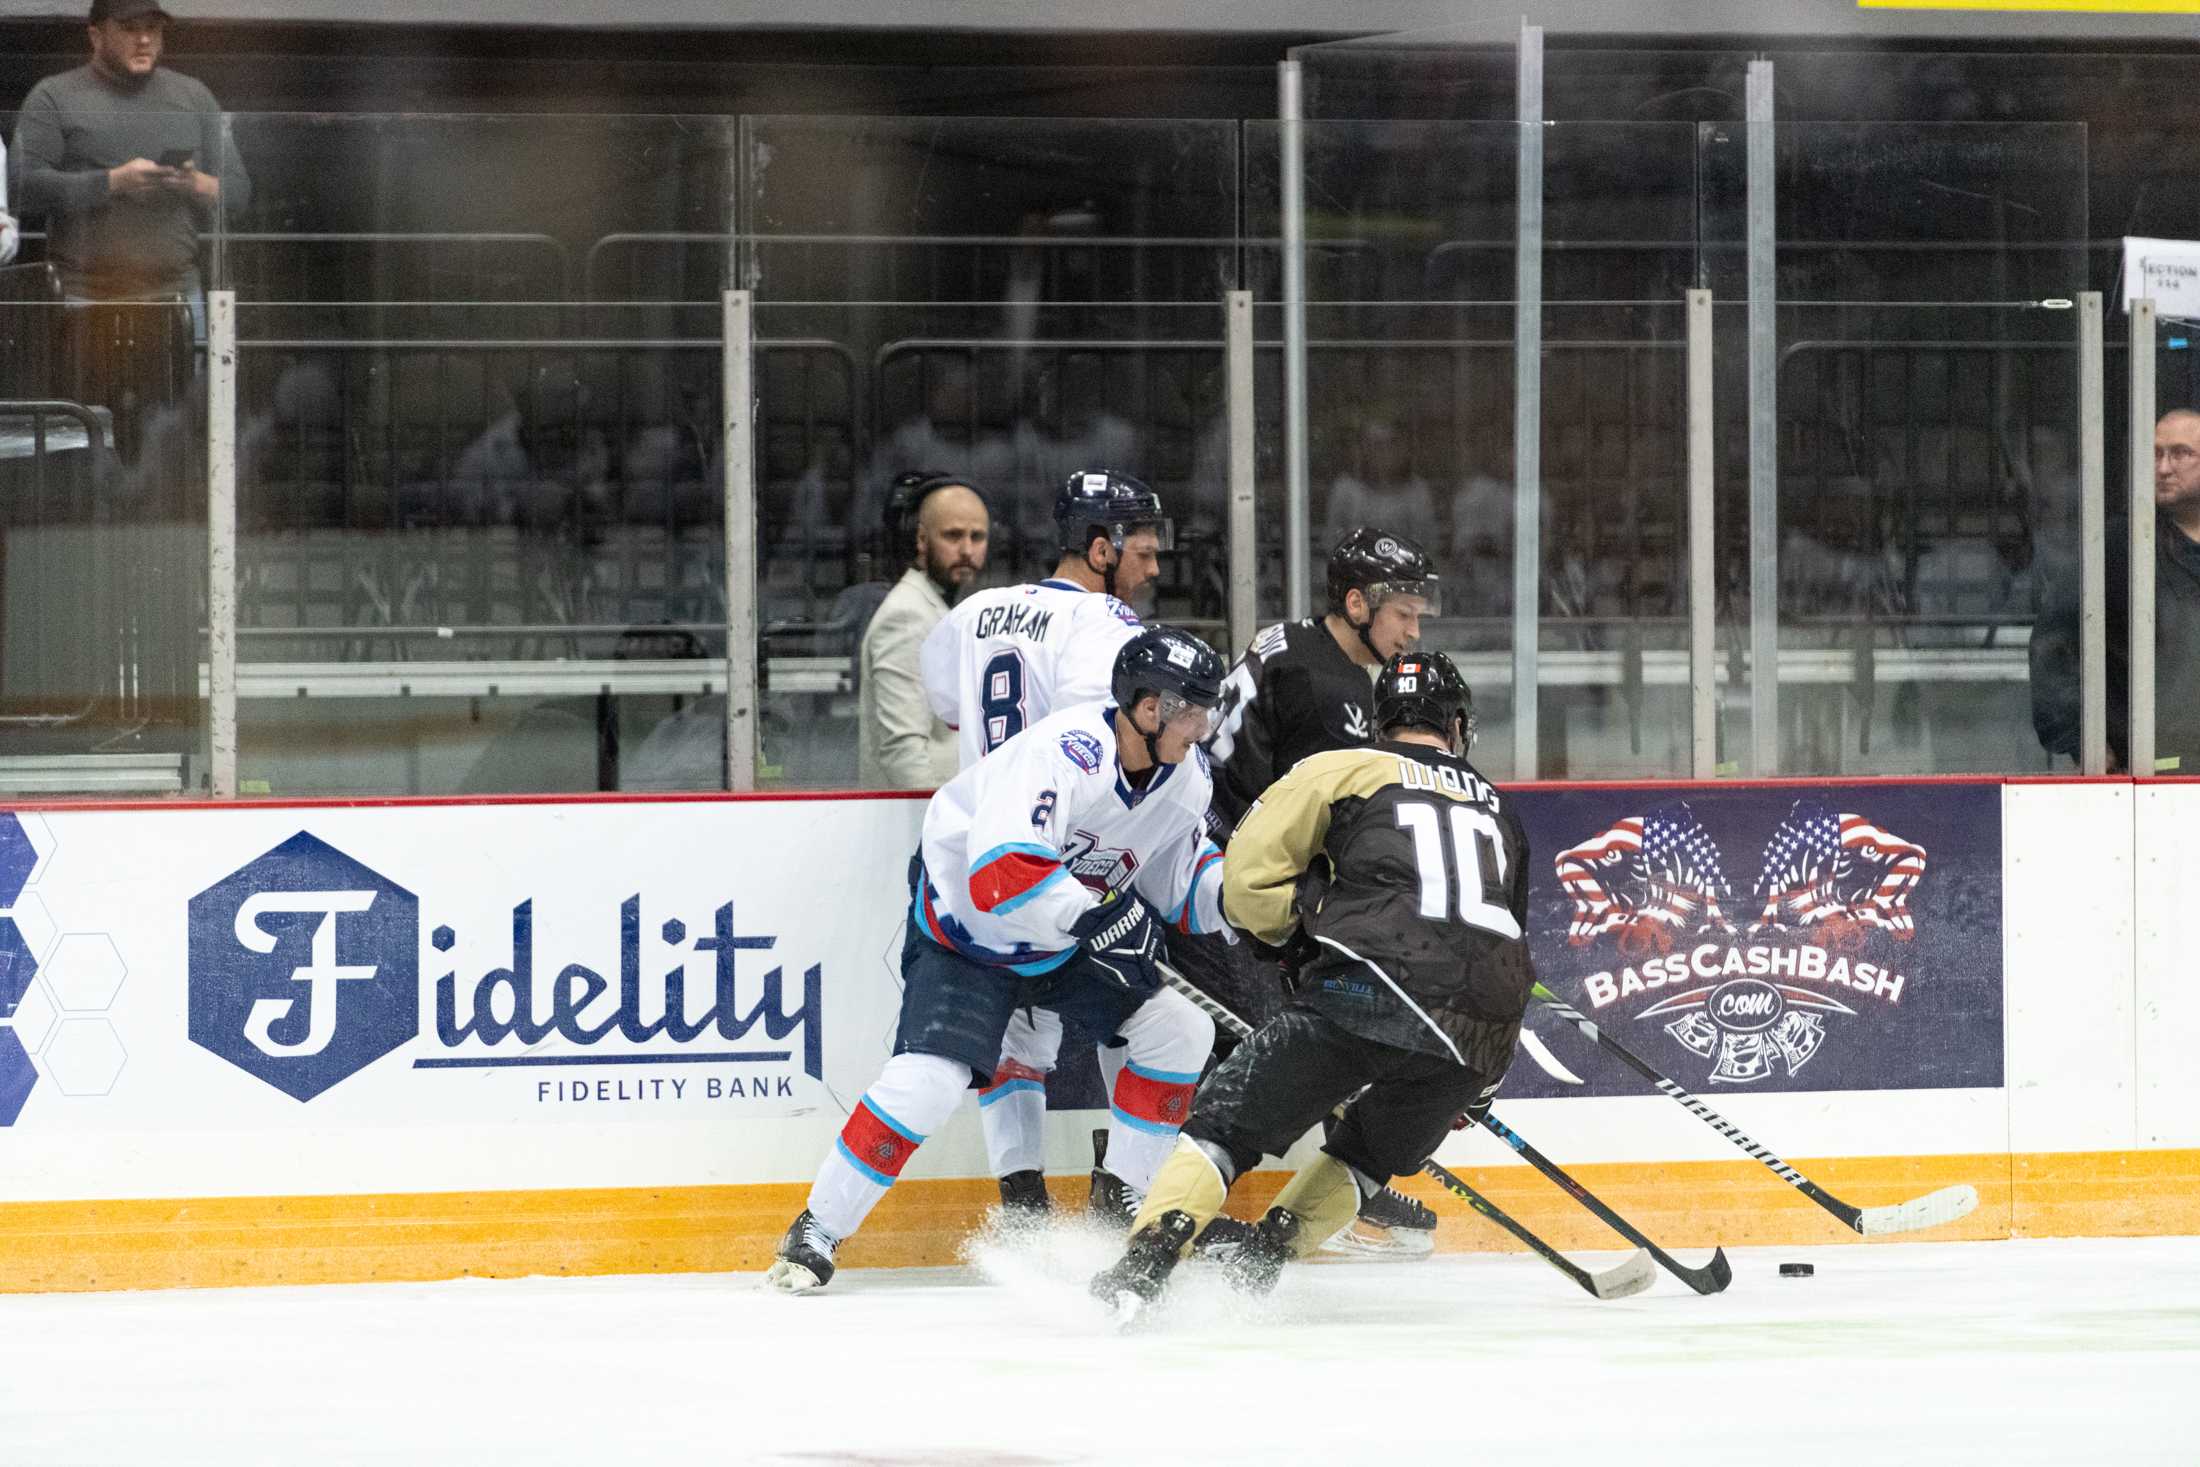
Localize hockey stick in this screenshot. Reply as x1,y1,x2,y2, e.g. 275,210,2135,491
1475,1111,1732,1295
1153,961,1656,1301
1531,982,1979,1237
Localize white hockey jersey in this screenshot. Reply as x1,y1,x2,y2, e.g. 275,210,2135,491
920,578,1144,770
914,701,1227,976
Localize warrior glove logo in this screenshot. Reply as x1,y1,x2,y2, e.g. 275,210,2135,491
190,833,419,1101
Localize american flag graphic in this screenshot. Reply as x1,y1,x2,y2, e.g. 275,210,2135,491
1750,800,1928,938
1554,802,1735,945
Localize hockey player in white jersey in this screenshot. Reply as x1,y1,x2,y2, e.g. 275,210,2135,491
918,469,1176,1217
764,628,1230,1294
919,469,1170,769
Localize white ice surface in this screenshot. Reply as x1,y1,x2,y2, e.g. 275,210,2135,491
0,1230,2191,1465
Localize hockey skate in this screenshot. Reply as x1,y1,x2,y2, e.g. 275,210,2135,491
1087,1166,1140,1228
762,1209,839,1294
1318,1185,1437,1260
1089,1209,1198,1326
1187,1214,1259,1263
1220,1206,1302,1295
995,1168,1053,1223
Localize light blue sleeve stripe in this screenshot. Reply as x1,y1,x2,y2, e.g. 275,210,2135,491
992,864,1070,915
970,840,1058,873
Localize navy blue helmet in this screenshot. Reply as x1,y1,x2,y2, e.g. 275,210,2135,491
1054,469,1174,556
1112,625,1225,722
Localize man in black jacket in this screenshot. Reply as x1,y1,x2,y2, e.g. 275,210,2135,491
1091,651,1533,1315
2030,408,2200,773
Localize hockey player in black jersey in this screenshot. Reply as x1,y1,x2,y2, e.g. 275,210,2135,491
1174,527,1446,1256
1091,652,1538,1317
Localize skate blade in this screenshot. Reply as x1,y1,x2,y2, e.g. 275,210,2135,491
761,1258,827,1294
1316,1221,1436,1261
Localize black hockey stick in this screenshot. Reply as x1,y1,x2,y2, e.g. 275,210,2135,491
1531,983,1979,1237
1474,1111,1732,1296
1154,961,1655,1301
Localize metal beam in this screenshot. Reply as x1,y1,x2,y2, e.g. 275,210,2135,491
1226,289,1258,652
2078,291,2107,776
724,289,758,792
1279,57,1311,620
1687,286,1717,779
1745,57,1779,776
207,289,238,799
2129,297,2157,777
1512,20,1544,780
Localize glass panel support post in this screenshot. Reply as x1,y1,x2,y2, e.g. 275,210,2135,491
1512,20,1545,780
723,289,758,793
1226,289,1258,653
207,288,238,800
1687,287,1717,780
1745,58,1779,777
2129,296,2157,777
2079,291,2108,776
1279,58,1311,620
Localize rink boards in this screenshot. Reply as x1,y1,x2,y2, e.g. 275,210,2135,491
0,778,2190,1291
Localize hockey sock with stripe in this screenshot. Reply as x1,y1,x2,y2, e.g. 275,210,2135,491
807,1051,971,1242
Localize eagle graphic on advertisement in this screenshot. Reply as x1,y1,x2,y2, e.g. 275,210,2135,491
1747,799,1928,941
1554,802,1736,951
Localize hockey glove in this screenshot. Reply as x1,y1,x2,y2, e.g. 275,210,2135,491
1071,889,1164,996
1450,1084,1499,1131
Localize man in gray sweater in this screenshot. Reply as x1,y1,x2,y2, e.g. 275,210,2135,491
12,0,250,324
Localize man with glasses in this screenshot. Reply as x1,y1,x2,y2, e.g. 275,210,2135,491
2031,408,2200,773
765,628,1228,1293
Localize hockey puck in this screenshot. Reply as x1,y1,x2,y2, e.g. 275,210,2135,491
1778,1262,1815,1278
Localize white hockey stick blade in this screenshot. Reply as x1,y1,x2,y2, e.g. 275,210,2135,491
1856,1183,1979,1237
1592,1248,1659,1301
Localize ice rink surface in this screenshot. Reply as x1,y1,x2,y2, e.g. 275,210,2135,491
0,1230,2191,1465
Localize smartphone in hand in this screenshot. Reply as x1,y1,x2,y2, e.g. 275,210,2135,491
157,149,195,170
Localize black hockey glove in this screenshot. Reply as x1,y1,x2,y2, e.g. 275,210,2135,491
1071,889,1164,996
1451,1084,1499,1131
1274,926,1321,992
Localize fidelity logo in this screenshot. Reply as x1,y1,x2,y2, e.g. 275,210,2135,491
188,832,823,1104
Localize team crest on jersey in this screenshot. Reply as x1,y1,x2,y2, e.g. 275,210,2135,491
1103,596,1140,627
1063,831,1139,894
1060,731,1105,773
1343,704,1371,741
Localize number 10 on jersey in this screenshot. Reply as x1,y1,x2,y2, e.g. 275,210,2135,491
1393,801,1521,939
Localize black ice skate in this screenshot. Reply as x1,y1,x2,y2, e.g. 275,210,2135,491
1188,1214,1259,1263
1089,1209,1198,1325
762,1209,838,1294
1087,1166,1140,1228
995,1169,1052,1223
1320,1185,1437,1260
1221,1206,1302,1295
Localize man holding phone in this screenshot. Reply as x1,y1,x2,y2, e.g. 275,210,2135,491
12,0,251,331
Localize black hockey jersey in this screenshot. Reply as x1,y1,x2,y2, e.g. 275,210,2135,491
1223,740,1537,1074
1204,619,1377,834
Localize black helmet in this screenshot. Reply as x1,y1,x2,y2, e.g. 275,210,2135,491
1327,528,1441,617
1375,650,1475,753
884,471,983,551
1054,469,1174,557
1112,625,1225,714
